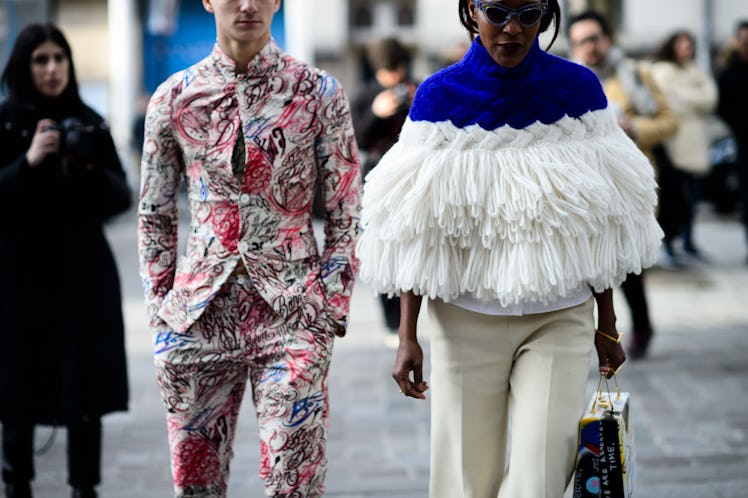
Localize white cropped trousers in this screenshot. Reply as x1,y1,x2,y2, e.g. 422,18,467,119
428,298,595,498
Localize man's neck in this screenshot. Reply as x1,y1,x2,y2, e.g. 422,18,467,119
219,34,270,74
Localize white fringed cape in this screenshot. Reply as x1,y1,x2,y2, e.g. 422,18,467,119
356,107,663,306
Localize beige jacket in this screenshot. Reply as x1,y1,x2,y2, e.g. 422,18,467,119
651,60,718,174
601,62,678,167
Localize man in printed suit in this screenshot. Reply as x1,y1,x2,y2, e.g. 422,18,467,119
137,0,361,496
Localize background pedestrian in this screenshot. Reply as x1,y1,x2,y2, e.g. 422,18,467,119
651,30,718,264
717,20,748,265
568,10,677,358
0,22,131,498
351,36,417,343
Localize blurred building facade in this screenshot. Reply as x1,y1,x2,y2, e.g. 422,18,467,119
0,0,745,176
288,0,745,89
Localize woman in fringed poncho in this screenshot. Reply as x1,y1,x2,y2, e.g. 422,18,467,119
356,1,662,496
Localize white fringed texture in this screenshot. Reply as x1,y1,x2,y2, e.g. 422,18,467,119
356,108,663,305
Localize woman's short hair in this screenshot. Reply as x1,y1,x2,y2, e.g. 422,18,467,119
566,10,613,40
458,0,562,49
0,22,83,109
367,37,411,72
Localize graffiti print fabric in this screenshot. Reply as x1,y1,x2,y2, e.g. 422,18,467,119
156,273,333,496
138,38,361,338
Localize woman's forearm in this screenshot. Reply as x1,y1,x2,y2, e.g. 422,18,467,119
399,291,423,341
592,288,618,334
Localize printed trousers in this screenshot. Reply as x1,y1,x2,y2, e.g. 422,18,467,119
428,298,595,498
153,272,335,498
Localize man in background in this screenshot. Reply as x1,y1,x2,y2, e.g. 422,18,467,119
351,37,417,343
718,20,748,265
568,10,678,359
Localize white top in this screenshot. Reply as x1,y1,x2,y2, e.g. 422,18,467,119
449,287,592,316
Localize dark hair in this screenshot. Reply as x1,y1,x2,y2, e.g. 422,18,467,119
566,10,613,41
367,37,411,72
0,23,83,111
458,0,561,50
654,30,695,63
724,20,748,68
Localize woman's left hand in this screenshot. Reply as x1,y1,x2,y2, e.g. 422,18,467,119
594,328,626,378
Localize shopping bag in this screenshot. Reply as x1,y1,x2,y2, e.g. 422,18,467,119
572,375,635,498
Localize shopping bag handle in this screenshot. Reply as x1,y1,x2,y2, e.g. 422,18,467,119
591,373,622,414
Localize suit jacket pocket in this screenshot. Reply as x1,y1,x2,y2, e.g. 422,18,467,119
251,254,330,328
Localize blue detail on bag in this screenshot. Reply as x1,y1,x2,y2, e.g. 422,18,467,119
585,477,600,493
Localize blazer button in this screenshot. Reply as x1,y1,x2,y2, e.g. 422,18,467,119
239,193,250,204
238,241,249,252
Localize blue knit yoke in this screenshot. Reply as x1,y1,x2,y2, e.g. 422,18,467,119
409,37,608,131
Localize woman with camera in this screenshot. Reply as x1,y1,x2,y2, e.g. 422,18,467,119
0,23,130,498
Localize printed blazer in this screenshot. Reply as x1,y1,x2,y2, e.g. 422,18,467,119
138,39,362,337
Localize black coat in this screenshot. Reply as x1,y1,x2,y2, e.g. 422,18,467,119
0,99,131,425
718,58,748,147
351,80,414,177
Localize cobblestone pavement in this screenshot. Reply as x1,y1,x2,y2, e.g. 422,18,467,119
22,206,748,498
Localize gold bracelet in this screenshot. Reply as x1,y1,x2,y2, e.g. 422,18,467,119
596,329,623,343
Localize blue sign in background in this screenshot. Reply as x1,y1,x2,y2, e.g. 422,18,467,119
143,3,286,93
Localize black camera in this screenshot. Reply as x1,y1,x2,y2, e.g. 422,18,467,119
42,117,96,164
392,83,411,110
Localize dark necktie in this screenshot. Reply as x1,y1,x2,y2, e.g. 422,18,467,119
231,124,246,181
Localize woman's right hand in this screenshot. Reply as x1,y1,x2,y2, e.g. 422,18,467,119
26,119,61,168
392,333,429,399
392,292,429,399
